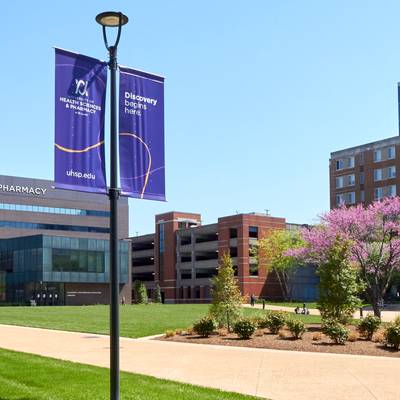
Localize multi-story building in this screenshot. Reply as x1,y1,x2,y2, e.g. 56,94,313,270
330,136,400,208
130,211,318,303
0,174,131,305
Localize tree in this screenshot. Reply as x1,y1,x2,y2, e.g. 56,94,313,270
154,284,162,303
288,197,400,317
254,229,303,301
317,236,364,324
133,280,148,304
209,252,243,331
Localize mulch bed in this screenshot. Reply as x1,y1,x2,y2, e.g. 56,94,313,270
158,324,400,358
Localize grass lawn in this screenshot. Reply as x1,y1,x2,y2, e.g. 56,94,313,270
0,348,261,400
0,304,209,338
0,304,321,337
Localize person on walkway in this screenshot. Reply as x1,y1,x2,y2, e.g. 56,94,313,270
250,294,255,307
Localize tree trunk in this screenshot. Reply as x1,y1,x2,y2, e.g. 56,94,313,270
226,310,231,332
371,299,381,318
275,270,288,301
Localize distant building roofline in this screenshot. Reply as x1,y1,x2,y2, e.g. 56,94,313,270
330,135,400,158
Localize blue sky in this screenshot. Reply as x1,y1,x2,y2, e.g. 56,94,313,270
1,1,400,235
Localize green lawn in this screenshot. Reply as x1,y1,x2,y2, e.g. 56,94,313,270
0,304,321,337
0,304,209,338
0,348,261,400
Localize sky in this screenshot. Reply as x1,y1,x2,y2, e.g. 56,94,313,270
1,1,400,236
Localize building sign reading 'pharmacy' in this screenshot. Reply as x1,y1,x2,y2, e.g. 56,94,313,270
0,184,47,196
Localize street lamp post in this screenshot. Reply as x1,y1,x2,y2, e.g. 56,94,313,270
95,11,129,400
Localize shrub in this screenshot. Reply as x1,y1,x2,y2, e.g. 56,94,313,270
373,330,385,343
233,318,257,339
154,284,162,303
250,315,264,329
265,311,287,334
133,280,148,304
209,253,243,331
317,238,364,324
322,319,349,344
217,328,228,337
384,322,400,350
358,314,381,340
286,319,307,339
193,316,218,337
348,331,359,342
165,330,175,338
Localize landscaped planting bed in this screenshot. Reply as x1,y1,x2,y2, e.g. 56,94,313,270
159,324,400,358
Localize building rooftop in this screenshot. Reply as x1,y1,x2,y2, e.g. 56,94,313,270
330,136,400,158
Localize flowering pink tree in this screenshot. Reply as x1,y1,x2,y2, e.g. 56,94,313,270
289,197,400,317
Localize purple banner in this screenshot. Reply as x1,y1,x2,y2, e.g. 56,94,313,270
119,67,165,201
54,48,107,193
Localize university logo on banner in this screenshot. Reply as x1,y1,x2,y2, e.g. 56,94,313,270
119,67,165,201
54,48,107,193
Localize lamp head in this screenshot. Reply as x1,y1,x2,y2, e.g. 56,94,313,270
96,11,128,27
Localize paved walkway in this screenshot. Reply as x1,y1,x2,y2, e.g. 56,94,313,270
0,324,399,400
244,304,400,322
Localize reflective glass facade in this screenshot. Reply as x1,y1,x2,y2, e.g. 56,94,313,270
0,235,129,303
0,202,109,217
0,221,110,234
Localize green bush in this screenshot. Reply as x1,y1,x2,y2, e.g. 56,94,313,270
233,318,257,339
384,321,400,350
357,314,381,340
322,319,349,344
193,316,218,337
286,319,307,339
263,311,287,334
133,280,148,304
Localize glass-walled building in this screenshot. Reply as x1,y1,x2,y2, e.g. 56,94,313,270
0,174,131,305
1,235,129,305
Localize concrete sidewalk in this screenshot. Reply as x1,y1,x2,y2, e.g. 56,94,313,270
244,303,400,322
0,324,399,400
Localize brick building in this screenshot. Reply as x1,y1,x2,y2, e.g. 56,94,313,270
131,211,318,303
330,136,400,208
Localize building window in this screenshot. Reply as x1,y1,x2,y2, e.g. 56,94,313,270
0,203,109,217
249,226,258,238
360,190,365,202
52,248,105,273
0,221,109,234
336,192,355,206
360,172,365,185
180,269,191,279
336,156,354,171
374,149,382,162
229,228,237,238
374,169,382,182
375,187,383,201
348,174,355,186
388,146,396,160
388,166,396,179
390,185,396,197
335,176,343,189
249,263,258,276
